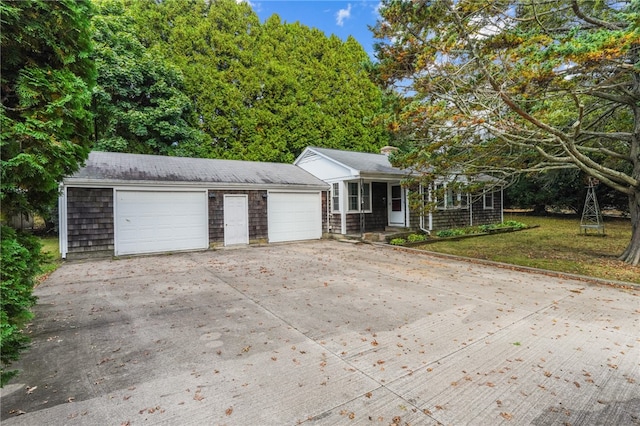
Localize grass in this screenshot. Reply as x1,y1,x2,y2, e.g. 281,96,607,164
414,214,640,284
38,236,61,282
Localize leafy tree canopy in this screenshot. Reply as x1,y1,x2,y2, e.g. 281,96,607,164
373,0,640,265
92,0,210,155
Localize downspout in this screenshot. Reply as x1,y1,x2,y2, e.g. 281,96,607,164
58,183,68,259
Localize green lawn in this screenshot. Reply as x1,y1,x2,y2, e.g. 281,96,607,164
414,214,639,284
38,236,61,281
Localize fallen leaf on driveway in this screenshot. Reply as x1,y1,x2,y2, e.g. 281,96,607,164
225,407,233,416
500,412,513,420
26,386,37,394
9,410,26,416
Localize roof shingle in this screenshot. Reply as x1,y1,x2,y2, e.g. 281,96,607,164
65,151,328,189
306,147,407,176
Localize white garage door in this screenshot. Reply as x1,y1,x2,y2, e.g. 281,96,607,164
115,190,208,256
268,192,322,243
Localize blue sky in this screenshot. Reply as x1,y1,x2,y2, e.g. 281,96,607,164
248,1,382,57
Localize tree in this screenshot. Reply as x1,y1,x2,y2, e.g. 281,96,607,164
127,0,387,162
0,0,95,384
505,170,630,214
373,0,640,265
92,0,209,155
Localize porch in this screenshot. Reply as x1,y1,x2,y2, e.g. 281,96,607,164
329,181,411,236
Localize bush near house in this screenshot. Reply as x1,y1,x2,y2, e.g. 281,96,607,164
436,221,528,238
0,227,42,386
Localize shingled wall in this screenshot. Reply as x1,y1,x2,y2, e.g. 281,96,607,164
208,190,268,245
66,187,114,257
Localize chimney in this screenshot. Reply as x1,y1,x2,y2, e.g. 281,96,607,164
380,146,398,156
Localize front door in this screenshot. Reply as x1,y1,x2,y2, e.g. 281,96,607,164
224,195,248,245
388,184,404,226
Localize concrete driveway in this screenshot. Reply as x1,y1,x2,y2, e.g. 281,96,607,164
1,240,638,425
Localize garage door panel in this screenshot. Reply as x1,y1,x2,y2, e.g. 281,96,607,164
268,192,321,243
116,191,208,255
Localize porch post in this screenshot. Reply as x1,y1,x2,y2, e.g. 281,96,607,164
404,187,409,227
340,181,347,234
359,179,365,236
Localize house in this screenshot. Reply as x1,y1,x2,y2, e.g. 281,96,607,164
58,151,328,258
294,146,503,236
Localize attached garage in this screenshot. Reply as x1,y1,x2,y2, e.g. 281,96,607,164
114,190,208,256
268,192,322,243
59,151,328,259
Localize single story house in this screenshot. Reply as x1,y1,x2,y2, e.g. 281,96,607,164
59,151,328,258
294,146,504,236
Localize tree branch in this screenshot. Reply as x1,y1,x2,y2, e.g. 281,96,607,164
571,0,626,31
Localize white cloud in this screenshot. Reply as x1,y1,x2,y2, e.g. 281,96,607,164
336,4,352,26
236,0,259,11
372,1,382,18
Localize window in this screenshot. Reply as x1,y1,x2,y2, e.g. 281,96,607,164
484,191,494,209
435,184,446,209
348,182,359,211
332,183,340,212
435,183,469,210
362,183,371,211
391,185,402,211
347,181,371,212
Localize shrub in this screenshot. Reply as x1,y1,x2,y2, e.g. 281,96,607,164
1,226,42,387
407,233,426,243
502,220,526,229
479,224,491,233
390,238,407,245
436,229,465,238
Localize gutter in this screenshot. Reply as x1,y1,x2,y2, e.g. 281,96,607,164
62,179,329,192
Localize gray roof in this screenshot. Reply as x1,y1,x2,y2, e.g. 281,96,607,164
307,147,407,176
65,151,329,189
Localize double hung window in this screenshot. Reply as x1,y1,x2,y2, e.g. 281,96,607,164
347,181,371,212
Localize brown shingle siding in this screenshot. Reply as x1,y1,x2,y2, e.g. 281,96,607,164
67,187,114,255
208,190,268,244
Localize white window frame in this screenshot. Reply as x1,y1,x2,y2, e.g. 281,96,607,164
331,182,340,212
347,181,372,213
484,191,494,210
435,183,469,210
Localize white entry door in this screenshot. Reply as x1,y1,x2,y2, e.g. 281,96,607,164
388,184,405,226
224,195,249,246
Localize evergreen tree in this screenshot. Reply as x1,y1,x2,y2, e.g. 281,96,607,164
128,0,387,162
92,0,209,155
0,0,95,385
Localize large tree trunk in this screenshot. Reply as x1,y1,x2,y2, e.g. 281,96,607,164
619,190,640,266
